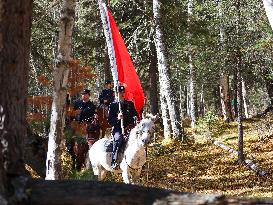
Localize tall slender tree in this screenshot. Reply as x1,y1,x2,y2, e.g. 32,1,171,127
235,0,244,164
153,0,182,139
46,0,76,180
187,0,197,128
149,35,160,115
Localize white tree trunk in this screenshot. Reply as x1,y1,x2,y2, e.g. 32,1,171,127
218,0,232,122
262,0,273,30
200,84,205,117
189,55,196,127
153,0,182,138
188,0,197,128
241,77,249,118
219,74,231,121
187,84,191,117
159,92,171,139
46,0,76,180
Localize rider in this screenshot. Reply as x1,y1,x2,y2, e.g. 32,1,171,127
73,89,97,123
108,85,139,169
99,80,115,107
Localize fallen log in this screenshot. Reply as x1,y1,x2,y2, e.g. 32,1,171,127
25,179,273,205
212,140,268,176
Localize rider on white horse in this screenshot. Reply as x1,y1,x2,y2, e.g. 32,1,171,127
108,85,139,169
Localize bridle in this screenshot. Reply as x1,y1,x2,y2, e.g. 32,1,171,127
124,121,155,170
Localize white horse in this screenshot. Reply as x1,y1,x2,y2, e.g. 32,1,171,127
89,114,157,184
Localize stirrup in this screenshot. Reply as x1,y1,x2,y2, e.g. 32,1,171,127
111,161,119,169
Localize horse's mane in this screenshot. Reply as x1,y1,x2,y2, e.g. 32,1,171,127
127,115,156,145
127,125,139,144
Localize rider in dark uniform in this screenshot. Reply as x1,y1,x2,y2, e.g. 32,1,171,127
99,80,115,107
73,89,97,123
108,85,139,169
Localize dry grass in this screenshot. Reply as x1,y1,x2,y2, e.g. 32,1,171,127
136,116,273,198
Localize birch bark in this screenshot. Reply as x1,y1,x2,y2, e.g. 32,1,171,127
262,0,273,30
219,74,231,121
241,77,249,118
187,0,197,128
46,0,76,180
153,0,182,138
159,93,171,139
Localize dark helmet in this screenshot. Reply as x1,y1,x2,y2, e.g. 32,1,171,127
81,89,91,95
105,80,112,85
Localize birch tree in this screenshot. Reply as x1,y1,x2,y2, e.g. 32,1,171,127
187,0,197,128
241,77,249,118
262,0,273,30
46,0,76,180
153,0,182,139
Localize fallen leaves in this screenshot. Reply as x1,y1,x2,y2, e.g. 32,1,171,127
138,117,273,198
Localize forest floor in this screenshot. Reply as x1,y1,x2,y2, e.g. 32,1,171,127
137,113,273,198
102,113,273,198
27,113,273,199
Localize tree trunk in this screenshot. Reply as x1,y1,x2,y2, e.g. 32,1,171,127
217,0,232,122
236,0,244,164
153,0,182,139
187,84,191,117
188,0,197,128
0,0,33,201
149,37,159,116
159,93,171,139
189,54,197,127
262,0,273,30
219,74,232,121
46,0,76,180
199,84,205,117
241,77,249,118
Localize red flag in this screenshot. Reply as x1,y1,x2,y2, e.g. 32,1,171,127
107,9,145,115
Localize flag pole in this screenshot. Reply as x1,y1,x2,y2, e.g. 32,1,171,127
98,0,124,134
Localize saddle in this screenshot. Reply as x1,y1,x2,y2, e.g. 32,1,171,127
103,139,126,154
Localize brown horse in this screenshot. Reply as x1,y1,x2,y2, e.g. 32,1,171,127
96,104,111,138
69,118,100,171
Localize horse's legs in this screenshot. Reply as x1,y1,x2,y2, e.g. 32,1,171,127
131,168,142,184
98,168,107,181
121,166,130,184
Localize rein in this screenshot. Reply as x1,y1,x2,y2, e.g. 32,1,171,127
124,154,142,171
123,125,145,171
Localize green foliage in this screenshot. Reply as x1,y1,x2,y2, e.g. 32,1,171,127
70,169,96,180
30,0,273,135
197,111,219,131
195,112,228,140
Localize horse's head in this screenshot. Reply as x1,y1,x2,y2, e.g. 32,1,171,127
135,114,158,146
